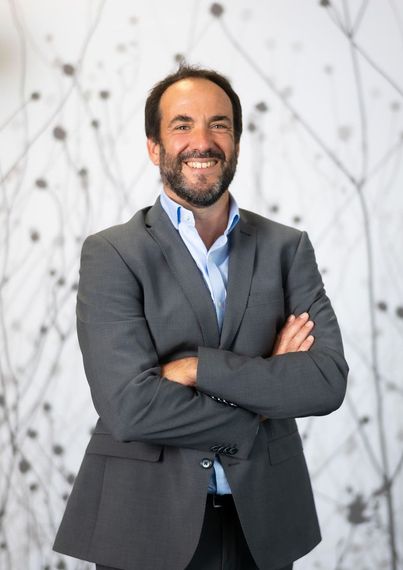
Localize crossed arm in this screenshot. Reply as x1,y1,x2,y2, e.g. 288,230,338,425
161,312,315,387
78,231,347,453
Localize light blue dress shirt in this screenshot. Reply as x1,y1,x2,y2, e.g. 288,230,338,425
160,189,240,494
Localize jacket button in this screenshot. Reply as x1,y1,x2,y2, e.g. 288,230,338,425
200,458,213,469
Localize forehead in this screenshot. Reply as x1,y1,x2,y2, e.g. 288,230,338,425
159,78,233,121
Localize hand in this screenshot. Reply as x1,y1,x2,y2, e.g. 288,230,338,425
272,312,314,356
161,357,198,387
260,312,314,422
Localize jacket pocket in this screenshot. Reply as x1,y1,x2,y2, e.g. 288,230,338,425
86,433,163,462
267,430,303,465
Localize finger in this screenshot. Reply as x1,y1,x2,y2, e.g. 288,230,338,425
282,312,309,336
290,320,314,349
276,313,310,347
298,335,314,352
275,319,314,355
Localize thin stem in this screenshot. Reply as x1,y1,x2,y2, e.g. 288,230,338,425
219,19,358,187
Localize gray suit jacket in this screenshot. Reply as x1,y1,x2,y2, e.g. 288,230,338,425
53,198,348,570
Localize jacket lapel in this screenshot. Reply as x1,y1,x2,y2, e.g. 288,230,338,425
220,217,256,349
145,199,220,348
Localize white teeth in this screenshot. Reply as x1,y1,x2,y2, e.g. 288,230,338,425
186,161,217,169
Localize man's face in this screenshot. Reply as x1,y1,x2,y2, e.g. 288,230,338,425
147,78,239,208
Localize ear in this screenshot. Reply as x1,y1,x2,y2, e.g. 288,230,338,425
147,138,161,166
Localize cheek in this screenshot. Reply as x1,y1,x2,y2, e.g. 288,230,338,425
163,136,191,156
215,137,237,157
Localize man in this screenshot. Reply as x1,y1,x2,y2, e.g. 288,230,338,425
54,65,348,569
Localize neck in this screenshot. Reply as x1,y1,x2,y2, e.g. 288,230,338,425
164,188,230,249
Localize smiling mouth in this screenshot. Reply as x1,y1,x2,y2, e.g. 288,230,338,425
185,160,219,170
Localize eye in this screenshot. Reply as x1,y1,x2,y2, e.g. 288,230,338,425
174,124,191,131
211,123,227,129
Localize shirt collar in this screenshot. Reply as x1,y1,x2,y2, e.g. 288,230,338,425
160,188,240,236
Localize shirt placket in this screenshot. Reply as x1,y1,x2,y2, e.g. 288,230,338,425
206,247,226,331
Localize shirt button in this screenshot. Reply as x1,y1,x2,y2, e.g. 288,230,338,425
200,458,213,469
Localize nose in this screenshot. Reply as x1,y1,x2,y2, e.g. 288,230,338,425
189,125,214,152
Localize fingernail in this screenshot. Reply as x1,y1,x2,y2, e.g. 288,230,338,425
288,315,295,322
299,312,308,319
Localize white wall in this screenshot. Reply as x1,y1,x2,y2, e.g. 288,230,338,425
0,1,402,568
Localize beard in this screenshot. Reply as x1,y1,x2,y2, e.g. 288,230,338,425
158,145,238,208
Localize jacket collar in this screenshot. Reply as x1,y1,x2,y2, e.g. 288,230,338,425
144,198,256,350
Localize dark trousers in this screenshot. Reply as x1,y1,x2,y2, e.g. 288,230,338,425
96,494,294,570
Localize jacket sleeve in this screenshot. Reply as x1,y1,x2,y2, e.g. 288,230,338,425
76,233,259,458
196,231,348,419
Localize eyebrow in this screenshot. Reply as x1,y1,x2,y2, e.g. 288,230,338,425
168,115,193,127
168,114,232,128
210,115,232,123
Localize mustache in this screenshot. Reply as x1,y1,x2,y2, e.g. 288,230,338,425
179,149,225,162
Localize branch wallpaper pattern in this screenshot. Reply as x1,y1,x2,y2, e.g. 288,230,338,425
0,1,402,568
